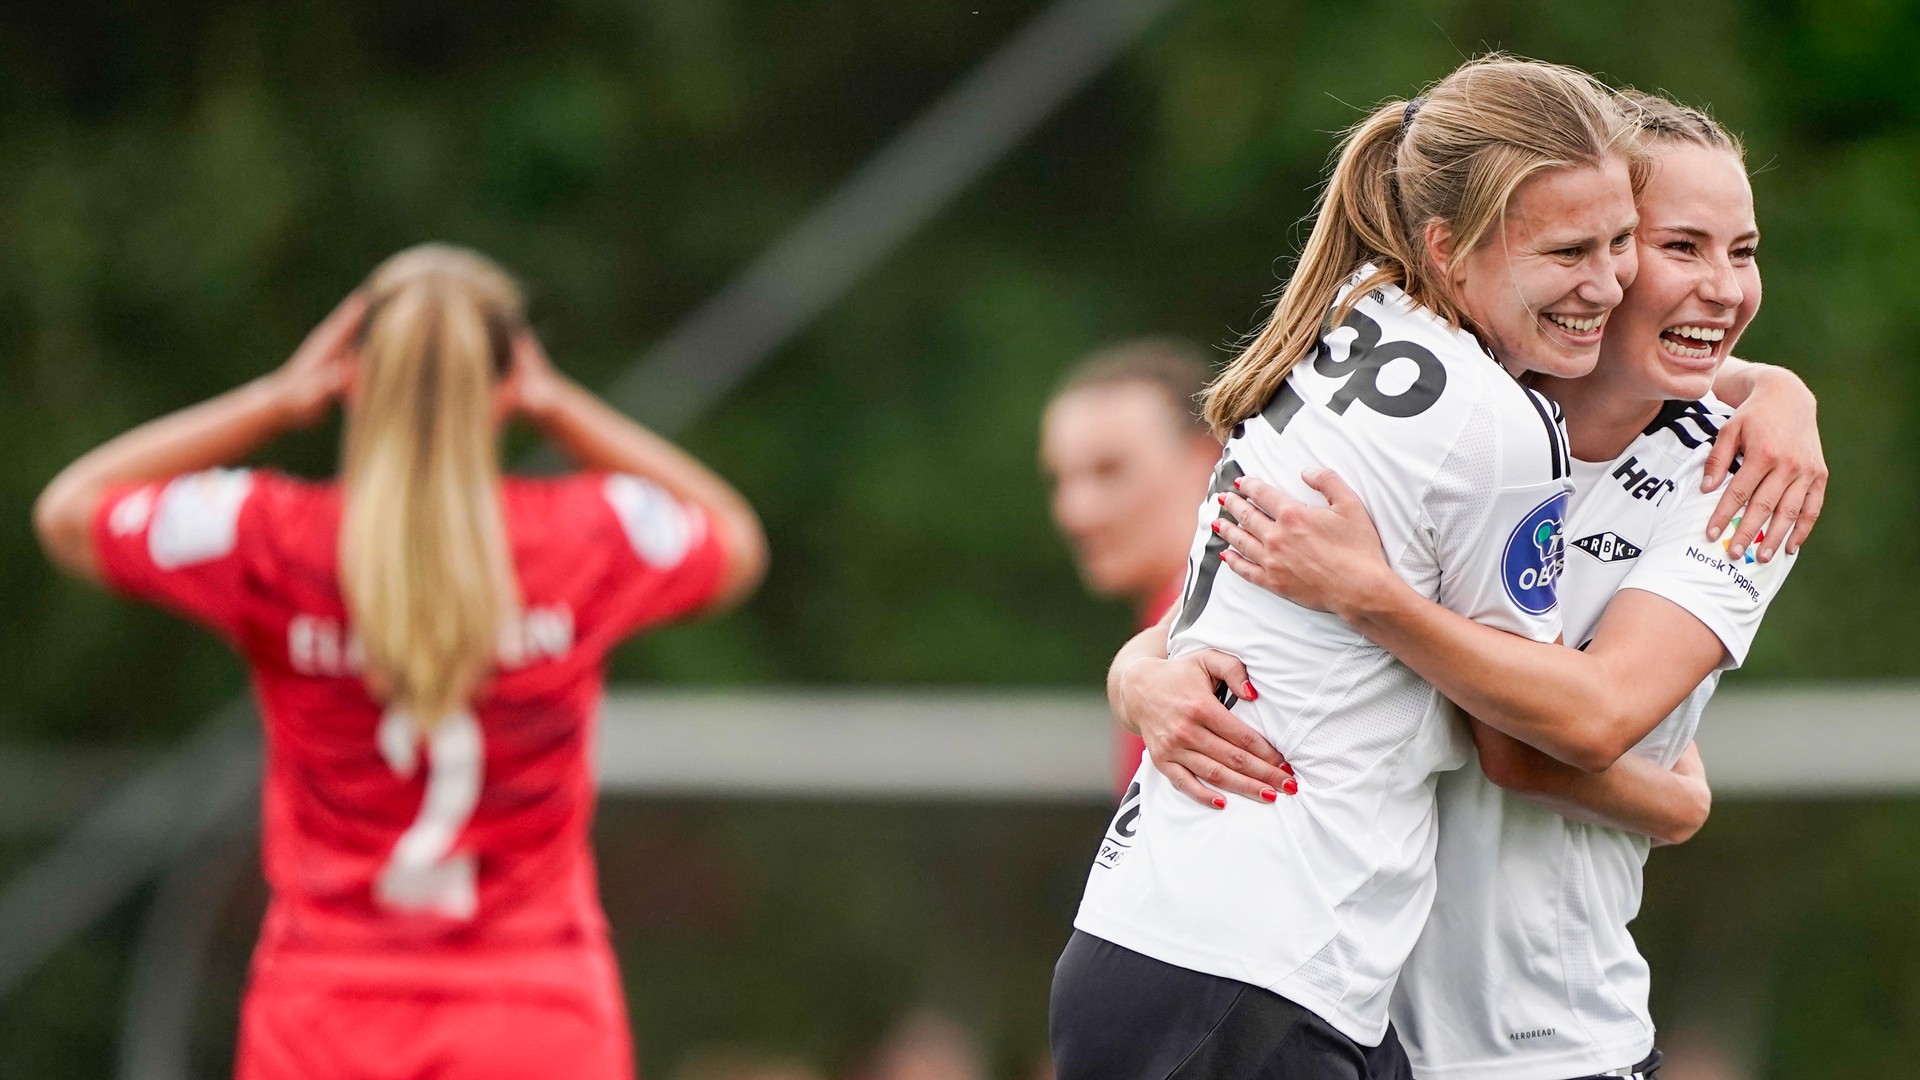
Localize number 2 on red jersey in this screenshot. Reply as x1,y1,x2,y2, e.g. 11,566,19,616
374,707,484,919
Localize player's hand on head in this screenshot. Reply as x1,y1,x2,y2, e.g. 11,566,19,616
270,292,366,430
1216,470,1389,617
1702,371,1826,562
502,330,566,426
1117,650,1293,807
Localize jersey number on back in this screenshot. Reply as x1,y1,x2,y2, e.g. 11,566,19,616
1172,308,1447,636
374,708,483,920
1313,306,1447,418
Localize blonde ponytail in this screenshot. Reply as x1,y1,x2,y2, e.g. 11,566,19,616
1204,104,1415,436
1203,55,1646,439
341,245,524,732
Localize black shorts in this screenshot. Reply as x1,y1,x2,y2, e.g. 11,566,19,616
1571,1049,1663,1079
1050,930,1413,1080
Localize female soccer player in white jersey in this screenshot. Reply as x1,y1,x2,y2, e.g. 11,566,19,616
33,245,767,1080
1111,96,1817,1080
1049,56,1649,1079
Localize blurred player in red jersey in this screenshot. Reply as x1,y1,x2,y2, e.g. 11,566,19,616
33,245,768,1080
1039,340,1236,793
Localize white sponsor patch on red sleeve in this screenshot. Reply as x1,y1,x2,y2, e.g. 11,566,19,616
602,474,700,568
108,486,158,537
148,469,255,569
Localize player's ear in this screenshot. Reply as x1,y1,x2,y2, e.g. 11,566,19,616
1423,219,1456,281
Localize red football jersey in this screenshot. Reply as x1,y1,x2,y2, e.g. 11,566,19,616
94,468,725,1003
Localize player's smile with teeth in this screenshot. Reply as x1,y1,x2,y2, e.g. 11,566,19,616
1658,323,1726,359
1543,310,1606,336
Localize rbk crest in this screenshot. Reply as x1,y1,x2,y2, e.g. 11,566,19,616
1571,532,1643,563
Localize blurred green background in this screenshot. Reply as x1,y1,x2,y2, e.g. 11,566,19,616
2,0,1916,1077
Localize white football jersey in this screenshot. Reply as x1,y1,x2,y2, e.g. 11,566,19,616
1073,274,1573,1046
1391,394,1799,1080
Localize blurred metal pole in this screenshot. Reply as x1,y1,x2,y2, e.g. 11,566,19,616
116,811,256,1080
0,701,258,998
603,0,1185,432
0,0,1186,1057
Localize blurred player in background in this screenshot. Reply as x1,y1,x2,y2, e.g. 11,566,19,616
33,244,767,1080
1040,339,1271,794
845,341,1233,1080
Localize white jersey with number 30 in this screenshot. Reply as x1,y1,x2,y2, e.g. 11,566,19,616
1073,273,1573,1045
1392,394,1799,1080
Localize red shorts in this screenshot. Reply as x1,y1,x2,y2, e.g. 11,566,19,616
236,984,634,1080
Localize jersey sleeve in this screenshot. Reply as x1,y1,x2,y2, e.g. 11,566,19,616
1426,390,1570,643
90,468,259,642
1616,457,1797,669
589,473,729,639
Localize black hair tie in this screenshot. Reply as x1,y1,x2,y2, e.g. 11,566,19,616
1401,97,1425,136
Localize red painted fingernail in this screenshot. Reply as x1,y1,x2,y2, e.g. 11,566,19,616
1281,778,1298,796
1233,477,1243,490
1217,493,1227,505
1260,787,1278,803
1210,796,1227,810
1211,520,1223,533
1240,681,1257,701
1280,762,1294,776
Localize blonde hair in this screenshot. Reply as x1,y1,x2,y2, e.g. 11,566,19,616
341,244,524,731
1203,55,1647,438
1616,89,1744,163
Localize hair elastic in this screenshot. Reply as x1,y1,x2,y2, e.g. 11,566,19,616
1401,97,1425,136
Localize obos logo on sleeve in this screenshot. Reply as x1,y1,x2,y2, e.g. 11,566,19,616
1502,492,1567,616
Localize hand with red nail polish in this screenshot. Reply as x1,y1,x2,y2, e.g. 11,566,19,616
1213,472,1398,620
1111,648,1294,809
